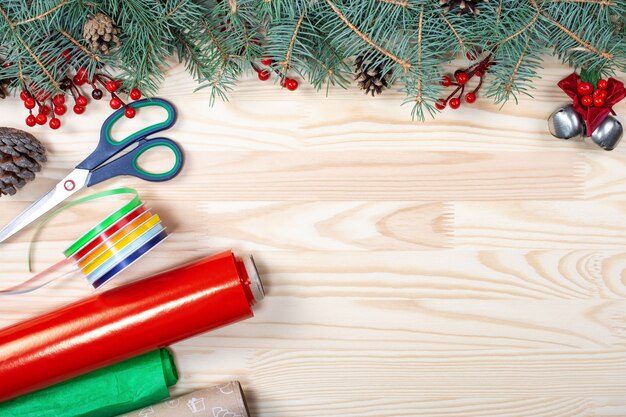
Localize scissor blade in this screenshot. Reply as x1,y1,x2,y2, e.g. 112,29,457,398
0,169,90,243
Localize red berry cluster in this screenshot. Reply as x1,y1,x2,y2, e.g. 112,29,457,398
20,66,142,130
252,56,299,91
576,79,608,108
436,52,494,111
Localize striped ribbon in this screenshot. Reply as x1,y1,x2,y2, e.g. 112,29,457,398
1,188,167,294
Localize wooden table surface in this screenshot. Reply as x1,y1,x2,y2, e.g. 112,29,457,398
1,57,626,416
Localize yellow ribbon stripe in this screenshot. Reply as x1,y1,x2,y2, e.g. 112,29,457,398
81,215,162,275
77,211,153,269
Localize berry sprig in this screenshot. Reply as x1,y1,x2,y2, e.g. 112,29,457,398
21,90,62,130
251,57,299,91
19,66,143,130
436,51,495,111
576,78,608,108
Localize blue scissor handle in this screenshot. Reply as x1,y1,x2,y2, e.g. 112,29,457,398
86,137,184,187
77,98,178,171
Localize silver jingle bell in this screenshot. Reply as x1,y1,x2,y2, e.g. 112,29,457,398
590,116,623,151
548,105,584,140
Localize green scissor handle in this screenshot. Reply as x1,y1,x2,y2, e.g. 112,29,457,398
76,98,184,186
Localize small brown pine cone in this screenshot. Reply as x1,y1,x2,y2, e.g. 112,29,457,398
440,0,487,15
354,55,390,96
83,13,121,54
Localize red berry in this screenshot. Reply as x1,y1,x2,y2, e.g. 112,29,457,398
258,70,270,81
577,82,593,96
77,67,87,80
35,113,47,125
61,50,72,62
435,99,446,110
474,69,483,77
129,88,142,100
597,79,608,90
110,97,122,109
285,78,298,91
39,105,50,115
598,89,607,99
449,97,461,109
49,118,61,129
73,105,85,114
465,92,476,103
73,74,85,86
581,95,593,107
441,76,452,87
260,56,273,66
54,105,66,116
455,73,469,85
76,95,88,106
24,97,36,109
105,81,118,93
25,115,36,127
20,91,31,101
125,107,136,118
52,94,65,106
593,96,605,107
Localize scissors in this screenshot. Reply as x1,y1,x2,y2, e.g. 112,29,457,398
0,98,184,243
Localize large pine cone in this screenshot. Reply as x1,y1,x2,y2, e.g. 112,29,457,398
83,12,121,54
0,128,46,197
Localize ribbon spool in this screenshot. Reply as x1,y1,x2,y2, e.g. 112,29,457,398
66,195,167,289
1,188,167,294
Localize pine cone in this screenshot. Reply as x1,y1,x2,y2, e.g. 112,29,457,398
0,79,10,99
0,59,13,99
0,128,46,197
354,55,390,97
83,13,121,54
440,0,486,15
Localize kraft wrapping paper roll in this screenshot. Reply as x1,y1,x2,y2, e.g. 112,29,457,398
0,251,264,402
119,382,250,417
0,349,178,417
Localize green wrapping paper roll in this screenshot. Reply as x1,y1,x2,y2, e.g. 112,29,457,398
0,349,178,417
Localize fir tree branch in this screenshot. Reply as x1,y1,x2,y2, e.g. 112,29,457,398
17,60,26,88
549,0,614,4
541,10,614,60
279,9,306,70
204,22,229,61
501,4,540,44
323,0,411,71
414,6,423,106
0,6,61,92
137,44,152,84
164,0,187,18
503,36,531,94
379,0,410,8
14,0,69,26
210,63,227,88
58,29,101,63
438,10,466,51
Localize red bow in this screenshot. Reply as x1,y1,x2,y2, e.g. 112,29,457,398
557,73,626,136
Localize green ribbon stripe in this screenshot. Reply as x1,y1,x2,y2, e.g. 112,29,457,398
28,188,141,271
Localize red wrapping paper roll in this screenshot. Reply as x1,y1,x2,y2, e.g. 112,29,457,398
0,251,264,402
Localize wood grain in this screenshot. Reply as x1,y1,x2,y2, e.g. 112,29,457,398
0,56,625,416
